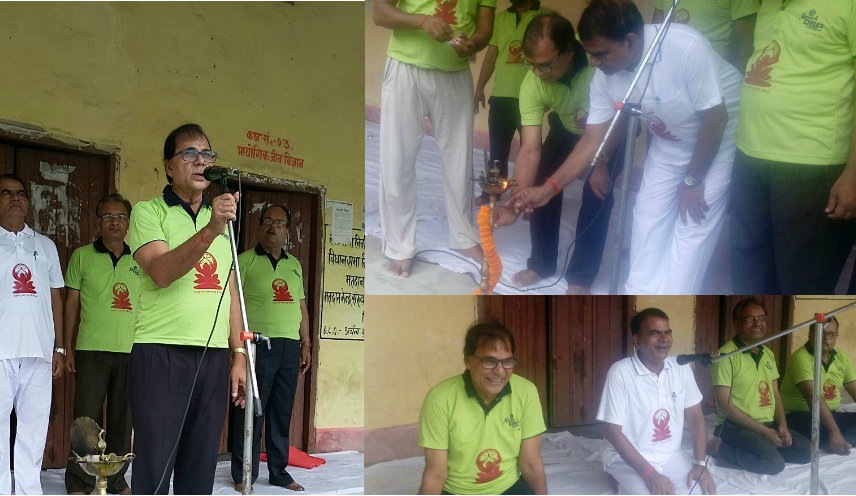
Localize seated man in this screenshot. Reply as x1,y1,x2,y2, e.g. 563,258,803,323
418,322,547,495
597,308,715,495
780,316,856,455
710,297,810,475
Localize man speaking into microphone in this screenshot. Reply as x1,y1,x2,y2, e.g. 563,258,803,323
128,123,247,494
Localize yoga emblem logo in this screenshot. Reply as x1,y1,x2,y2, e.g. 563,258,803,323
758,380,772,407
272,278,293,302
193,252,222,290
504,414,519,428
674,8,690,24
111,282,132,311
822,378,837,400
744,40,780,88
434,0,458,26
12,263,36,294
647,115,680,142
474,448,503,483
573,108,588,131
507,40,523,64
652,408,672,442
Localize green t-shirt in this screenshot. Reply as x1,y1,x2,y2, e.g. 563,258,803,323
488,6,547,98
518,65,594,135
386,0,497,72
65,240,139,353
653,0,759,61
238,245,304,340
737,0,856,164
128,187,232,348
419,372,545,495
780,343,856,412
711,339,779,424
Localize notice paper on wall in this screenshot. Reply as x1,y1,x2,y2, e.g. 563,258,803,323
326,200,353,245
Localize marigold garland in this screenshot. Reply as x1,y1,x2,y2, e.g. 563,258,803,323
474,205,502,295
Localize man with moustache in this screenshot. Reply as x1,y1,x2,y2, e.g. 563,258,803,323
230,204,311,492
597,308,715,495
709,298,810,474
64,194,138,495
780,316,856,455
0,173,65,495
418,322,547,495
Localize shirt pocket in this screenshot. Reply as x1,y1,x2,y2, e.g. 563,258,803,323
642,89,697,143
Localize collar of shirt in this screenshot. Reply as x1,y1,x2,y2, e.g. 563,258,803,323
254,242,289,269
162,185,211,221
0,223,34,238
733,337,766,368
630,348,672,376
805,340,838,370
94,237,131,268
462,369,512,416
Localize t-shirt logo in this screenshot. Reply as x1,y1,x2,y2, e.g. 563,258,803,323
758,380,772,407
507,40,523,64
12,263,36,294
193,252,222,290
674,8,690,24
652,408,672,442
800,10,824,32
433,0,458,26
474,448,502,484
822,378,837,400
272,278,293,302
647,114,680,141
745,40,780,88
111,282,132,311
504,413,519,428
573,108,588,130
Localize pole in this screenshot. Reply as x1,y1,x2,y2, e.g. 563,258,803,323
609,112,639,294
810,316,824,495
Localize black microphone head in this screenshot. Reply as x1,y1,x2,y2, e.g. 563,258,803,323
676,355,690,365
202,166,236,181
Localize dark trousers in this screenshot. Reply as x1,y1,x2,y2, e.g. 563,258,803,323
442,477,534,495
65,351,132,494
730,150,856,293
528,113,623,286
485,96,521,181
715,419,811,475
230,338,300,487
787,410,856,446
127,344,228,495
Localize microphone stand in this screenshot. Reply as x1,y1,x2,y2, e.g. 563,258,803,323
579,0,681,294
217,175,266,495
708,300,856,495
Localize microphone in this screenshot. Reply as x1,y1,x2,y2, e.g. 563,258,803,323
676,353,716,366
202,166,239,181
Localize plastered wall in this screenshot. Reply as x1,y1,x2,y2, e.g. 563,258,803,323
0,2,364,438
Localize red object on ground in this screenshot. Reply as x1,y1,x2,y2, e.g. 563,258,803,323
259,448,326,469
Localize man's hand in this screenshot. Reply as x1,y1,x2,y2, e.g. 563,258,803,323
588,164,611,199
677,185,709,225
826,167,856,220
493,204,520,227
52,352,64,379
205,192,239,239
230,353,247,408
761,426,784,447
827,430,852,455
776,425,792,447
300,345,311,374
450,33,476,58
644,470,676,495
510,184,554,215
474,86,486,115
422,16,453,42
688,465,716,495
64,350,76,373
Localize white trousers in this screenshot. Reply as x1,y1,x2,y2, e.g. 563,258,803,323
624,118,736,294
604,449,702,495
0,358,52,495
379,57,479,260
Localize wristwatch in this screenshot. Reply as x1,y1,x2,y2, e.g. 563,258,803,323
682,173,702,188
54,347,67,356
693,459,709,469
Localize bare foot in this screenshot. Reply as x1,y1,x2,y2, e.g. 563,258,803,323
707,436,722,457
285,482,305,492
566,284,590,295
454,245,484,264
388,258,413,277
512,269,540,287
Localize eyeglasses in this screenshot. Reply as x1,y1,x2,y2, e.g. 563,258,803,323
99,214,129,222
261,217,288,228
172,148,218,163
824,332,839,339
522,53,563,74
473,355,517,369
741,316,767,324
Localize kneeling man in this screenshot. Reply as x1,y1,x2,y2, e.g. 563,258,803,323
597,308,715,495
418,322,547,495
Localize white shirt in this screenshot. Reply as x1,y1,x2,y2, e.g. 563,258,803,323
596,352,703,466
588,24,742,168
0,224,63,362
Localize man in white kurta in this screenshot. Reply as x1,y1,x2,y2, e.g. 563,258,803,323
0,174,65,495
597,308,714,495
